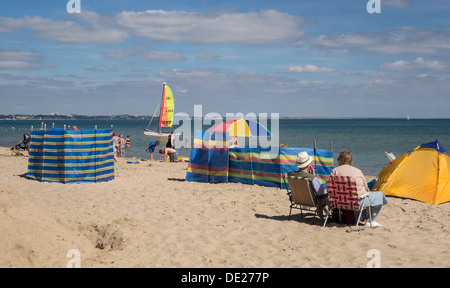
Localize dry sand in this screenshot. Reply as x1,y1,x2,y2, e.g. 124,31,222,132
0,147,449,268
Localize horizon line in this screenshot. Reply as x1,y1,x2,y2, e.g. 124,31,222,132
1,114,449,120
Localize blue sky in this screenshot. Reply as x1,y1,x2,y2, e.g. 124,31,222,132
0,0,449,117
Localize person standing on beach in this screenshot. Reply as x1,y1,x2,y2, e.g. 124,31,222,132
166,131,175,149
118,135,126,157
112,133,119,161
125,135,131,149
330,150,388,228
146,140,160,160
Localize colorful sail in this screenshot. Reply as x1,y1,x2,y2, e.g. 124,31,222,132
159,84,174,128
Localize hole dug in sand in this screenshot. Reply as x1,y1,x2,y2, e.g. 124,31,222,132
90,224,124,251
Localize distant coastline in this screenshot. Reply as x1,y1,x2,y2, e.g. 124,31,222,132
1,114,449,121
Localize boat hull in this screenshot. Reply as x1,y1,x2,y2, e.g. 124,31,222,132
143,130,172,137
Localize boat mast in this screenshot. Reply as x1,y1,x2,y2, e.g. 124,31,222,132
158,82,166,133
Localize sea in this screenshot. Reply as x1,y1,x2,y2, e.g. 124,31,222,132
1,118,449,176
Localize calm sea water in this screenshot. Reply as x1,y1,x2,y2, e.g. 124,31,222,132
1,118,449,176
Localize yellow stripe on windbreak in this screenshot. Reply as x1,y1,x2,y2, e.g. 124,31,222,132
32,159,114,168
31,132,112,138
28,153,114,160
27,172,115,182
187,168,228,177
29,147,112,153
27,166,114,175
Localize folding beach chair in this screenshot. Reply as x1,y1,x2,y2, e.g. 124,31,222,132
284,174,326,223
384,151,396,162
323,175,372,232
13,133,31,151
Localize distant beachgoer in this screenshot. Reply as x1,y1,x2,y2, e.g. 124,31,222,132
126,135,131,149
72,125,79,131
159,147,180,162
166,131,175,149
146,141,160,160
118,135,125,157
330,150,388,228
112,133,119,160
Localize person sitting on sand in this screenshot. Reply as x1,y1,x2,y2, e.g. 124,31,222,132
330,150,388,228
288,151,328,218
159,147,180,162
145,140,160,160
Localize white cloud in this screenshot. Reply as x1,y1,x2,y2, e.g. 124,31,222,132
362,70,386,77
104,49,137,59
0,16,129,45
286,64,336,73
383,0,413,8
196,53,220,60
0,61,36,70
0,49,45,62
381,57,447,71
0,9,306,46
116,10,305,45
142,51,187,61
313,28,450,55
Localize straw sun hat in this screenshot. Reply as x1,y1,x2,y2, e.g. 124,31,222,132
295,152,312,168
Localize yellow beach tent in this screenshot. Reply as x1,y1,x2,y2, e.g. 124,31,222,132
373,141,450,205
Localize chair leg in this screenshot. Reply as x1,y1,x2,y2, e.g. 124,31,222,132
323,207,332,227
346,199,368,233
311,209,317,225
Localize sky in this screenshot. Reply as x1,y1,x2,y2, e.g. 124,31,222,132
0,0,449,118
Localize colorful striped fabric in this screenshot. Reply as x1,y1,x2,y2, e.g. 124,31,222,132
229,147,333,189
279,147,334,185
186,130,334,189
27,128,115,183
186,130,229,183
209,118,271,137
229,147,283,188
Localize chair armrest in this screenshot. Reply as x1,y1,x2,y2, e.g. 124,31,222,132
360,192,371,199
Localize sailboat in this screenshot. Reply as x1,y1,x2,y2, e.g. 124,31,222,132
144,83,175,137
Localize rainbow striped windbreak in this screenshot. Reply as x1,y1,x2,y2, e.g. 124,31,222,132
27,128,115,183
186,130,334,189
186,130,230,183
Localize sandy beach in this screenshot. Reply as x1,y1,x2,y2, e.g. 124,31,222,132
0,146,449,268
